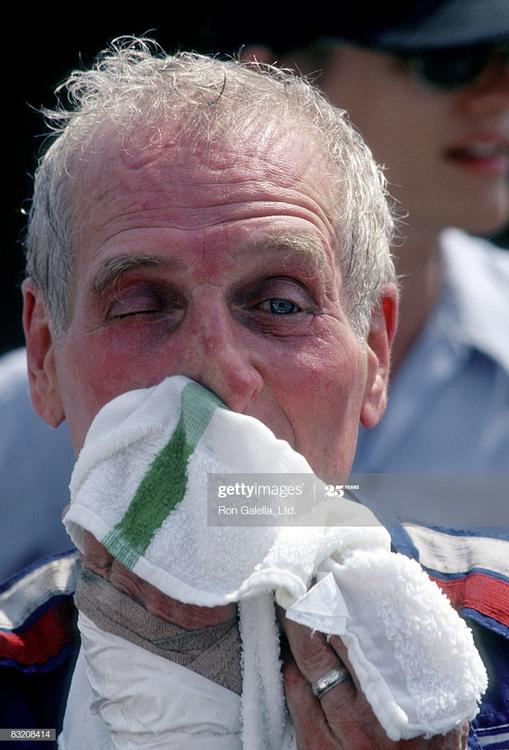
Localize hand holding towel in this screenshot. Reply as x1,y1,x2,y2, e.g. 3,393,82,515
64,376,487,748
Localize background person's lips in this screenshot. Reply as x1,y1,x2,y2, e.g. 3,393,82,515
445,132,509,174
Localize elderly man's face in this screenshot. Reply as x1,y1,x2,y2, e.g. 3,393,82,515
24,126,394,483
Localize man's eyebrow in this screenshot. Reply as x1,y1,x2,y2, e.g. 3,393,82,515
91,255,179,296
248,235,330,269
91,236,330,296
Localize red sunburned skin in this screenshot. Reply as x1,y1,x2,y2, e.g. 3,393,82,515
27,125,391,482
445,133,509,175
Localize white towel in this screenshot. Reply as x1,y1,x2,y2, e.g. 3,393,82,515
64,376,487,747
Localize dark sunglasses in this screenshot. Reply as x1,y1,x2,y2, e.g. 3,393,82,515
399,41,509,90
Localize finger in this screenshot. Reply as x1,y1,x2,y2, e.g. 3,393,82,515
81,531,236,628
278,606,344,680
278,607,355,703
429,723,469,750
327,636,365,696
81,531,114,574
283,659,335,749
133,575,237,628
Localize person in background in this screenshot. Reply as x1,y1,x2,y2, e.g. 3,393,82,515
239,1,509,745
243,0,509,524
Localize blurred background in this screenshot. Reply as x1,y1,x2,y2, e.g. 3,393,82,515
4,10,224,353
3,8,508,354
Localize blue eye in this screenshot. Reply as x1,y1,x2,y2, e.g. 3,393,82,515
266,298,298,315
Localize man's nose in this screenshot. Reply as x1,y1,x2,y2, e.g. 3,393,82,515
456,58,509,117
176,305,264,413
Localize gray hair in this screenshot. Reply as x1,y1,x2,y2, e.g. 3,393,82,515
25,37,395,337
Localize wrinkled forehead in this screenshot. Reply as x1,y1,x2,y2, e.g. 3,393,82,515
73,112,334,186
70,115,340,246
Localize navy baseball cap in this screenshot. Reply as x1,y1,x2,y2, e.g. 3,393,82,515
214,1,509,54
342,0,509,51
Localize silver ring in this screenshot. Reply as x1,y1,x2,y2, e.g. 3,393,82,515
311,666,350,699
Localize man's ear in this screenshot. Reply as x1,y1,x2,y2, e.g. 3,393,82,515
22,278,65,428
360,283,399,429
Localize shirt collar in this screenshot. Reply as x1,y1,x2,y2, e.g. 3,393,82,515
438,228,509,373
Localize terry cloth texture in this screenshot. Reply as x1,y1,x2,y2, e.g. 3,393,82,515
76,568,242,694
64,376,487,748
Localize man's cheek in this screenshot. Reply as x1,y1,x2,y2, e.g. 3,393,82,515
54,338,129,448
68,327,153,387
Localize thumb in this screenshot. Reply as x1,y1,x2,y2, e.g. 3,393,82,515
283,659,331,747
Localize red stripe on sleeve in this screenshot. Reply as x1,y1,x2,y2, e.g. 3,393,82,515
432,572,509,629
0,600,77,666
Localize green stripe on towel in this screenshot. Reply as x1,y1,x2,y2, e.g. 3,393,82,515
102,382,225,569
